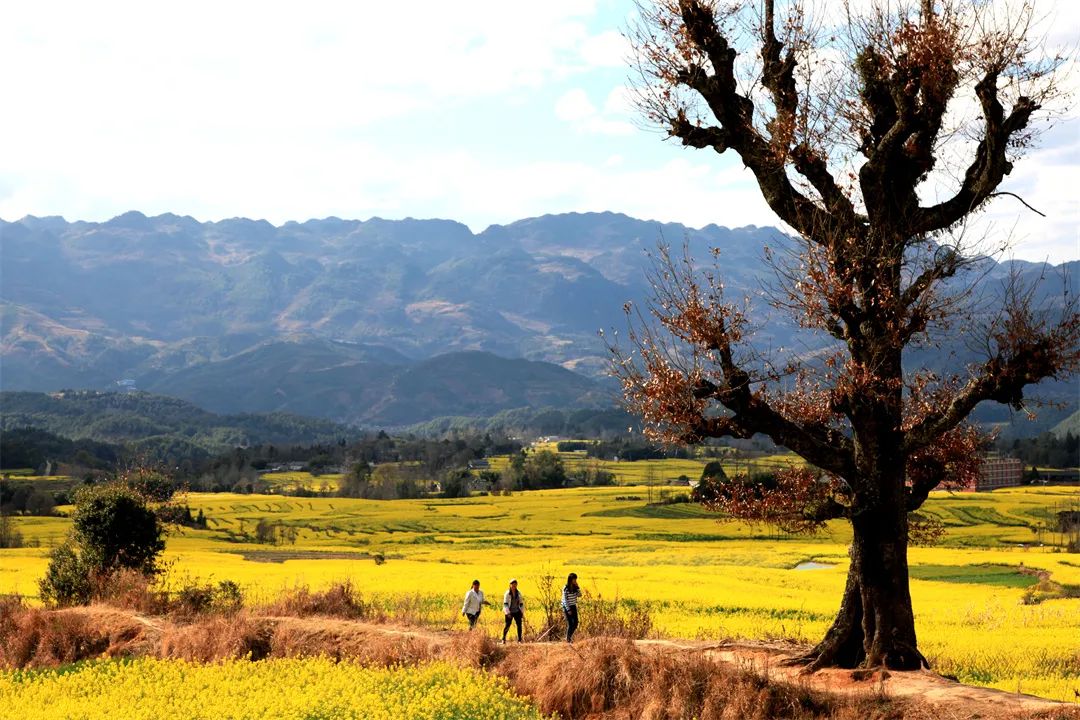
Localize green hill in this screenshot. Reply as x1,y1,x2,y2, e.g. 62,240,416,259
0,390,355,454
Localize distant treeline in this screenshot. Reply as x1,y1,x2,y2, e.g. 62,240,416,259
1001,432,1079,469
404,407,639,438
557,438,739,461
0,390,357,461
0,424,530,501
0,392,646,472
0,427,122,472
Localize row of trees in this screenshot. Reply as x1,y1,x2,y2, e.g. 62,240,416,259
1003,432,1080,469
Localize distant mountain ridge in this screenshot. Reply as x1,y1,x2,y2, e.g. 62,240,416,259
0,211,788,380
1,211,1075,430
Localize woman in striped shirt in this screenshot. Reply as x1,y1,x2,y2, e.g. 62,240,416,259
561,572,580,643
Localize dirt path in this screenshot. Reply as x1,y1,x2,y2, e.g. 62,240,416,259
638,637,1073,717
59,606,1078,718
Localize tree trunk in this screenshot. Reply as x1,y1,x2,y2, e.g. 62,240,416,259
792,481,927,671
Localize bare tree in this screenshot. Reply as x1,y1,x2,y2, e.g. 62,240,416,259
616,0,1080,670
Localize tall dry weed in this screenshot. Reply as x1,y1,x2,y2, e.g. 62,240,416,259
158,614,272,662
0,598,147,668
268,620,438,665
259,581,370,619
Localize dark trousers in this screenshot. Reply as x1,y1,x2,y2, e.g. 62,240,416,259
466,612,480,629
564,606,578,642
502,610,523,641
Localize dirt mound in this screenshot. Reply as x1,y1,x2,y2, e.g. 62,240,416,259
2,603,1076,720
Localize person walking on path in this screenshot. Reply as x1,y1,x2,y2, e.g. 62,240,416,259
501,579,525,643
561,572,580,643
462,579,488,630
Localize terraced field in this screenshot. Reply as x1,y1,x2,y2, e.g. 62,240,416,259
1,483,1078,702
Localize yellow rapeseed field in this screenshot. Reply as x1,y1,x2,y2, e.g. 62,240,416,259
0,658,551,720
1,481,1078,702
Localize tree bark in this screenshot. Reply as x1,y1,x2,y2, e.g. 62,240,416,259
792,471,927,671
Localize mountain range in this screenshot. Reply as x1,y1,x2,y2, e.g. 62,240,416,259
1,211,1075,430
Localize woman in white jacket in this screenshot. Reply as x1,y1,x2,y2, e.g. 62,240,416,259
461,579,487,629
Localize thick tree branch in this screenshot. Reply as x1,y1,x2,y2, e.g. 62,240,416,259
671,115,730,153
759,0,859,225
790,144,860,223
904,339,1074,452
670,1,845,244
691,378,857,480
913,72,1039,234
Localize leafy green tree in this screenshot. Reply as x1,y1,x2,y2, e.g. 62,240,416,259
338,462,373,498
0,511,23,549
440,471,471,498
71,484,166,574
39,482,166,606
700,461,727,483
508,450,567,490
38,543,90,606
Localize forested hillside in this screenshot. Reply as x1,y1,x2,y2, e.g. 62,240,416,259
0,390,354,458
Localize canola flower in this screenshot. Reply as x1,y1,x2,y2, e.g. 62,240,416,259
0,658,552,720
3,484,1078,703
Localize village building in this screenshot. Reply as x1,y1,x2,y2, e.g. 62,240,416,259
962,455,1024,491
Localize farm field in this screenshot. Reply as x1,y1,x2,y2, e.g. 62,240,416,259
0,657,550,720
486,447,801,485
259,471,345,493
1,483,1078,702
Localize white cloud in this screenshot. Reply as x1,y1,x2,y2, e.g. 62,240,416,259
969,124,1080,263
602,85,636,116
579,30,630,68
555,89,598,122
0,0,1074,265
554,88,636,135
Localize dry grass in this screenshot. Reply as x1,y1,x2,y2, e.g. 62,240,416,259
258,581,371,619
0,598,149,668
255,581,444,628
268,619,439,665
90,569,168,615
498,637,903,720
3,595,1078,720
158,615,273,662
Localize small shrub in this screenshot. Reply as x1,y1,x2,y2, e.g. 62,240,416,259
40,481,168,608
173,584,216,618
262,582,370,619
213,581,244,613
38,543,92,607
0,514,23,549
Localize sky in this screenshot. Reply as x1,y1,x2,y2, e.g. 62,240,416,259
0,0,1076,262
